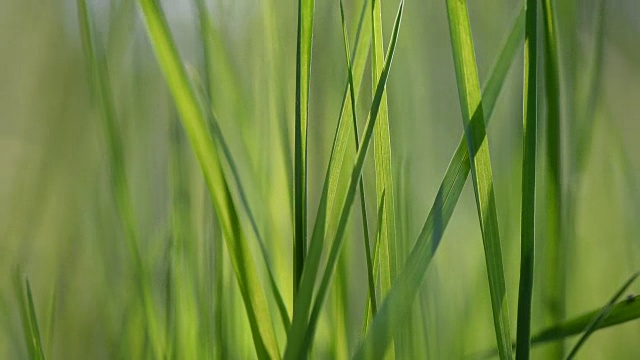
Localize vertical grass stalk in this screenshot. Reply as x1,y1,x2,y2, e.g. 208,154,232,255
444,0,513,358
515,0,538,358
294,0,315,298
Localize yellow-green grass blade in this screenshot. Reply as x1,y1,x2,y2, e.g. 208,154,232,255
77,1,162,356
371,0,397,305
515,0,538,359
284,2,404,358
286,0,371,353
294,0,315,297
340,0,377,320
136,0,279,358
14,272,45,360
354,8,525,360
189,42,291,330
362,190,386,332
541,2,564,356
566,272,639,359
445,0,513,358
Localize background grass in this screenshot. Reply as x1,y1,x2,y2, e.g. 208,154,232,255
1,0,640,359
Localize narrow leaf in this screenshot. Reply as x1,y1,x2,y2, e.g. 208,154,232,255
354,7,525,360
566,272,640,359
136,0,280,358
284,2,404,358
515,0,538,358
444,0,513,358
294,0,315,297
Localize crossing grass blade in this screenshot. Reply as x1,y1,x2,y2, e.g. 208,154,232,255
284,2,404,358
476,273,640,359
14,272,45,360
340,0,377,321
135,0,280,358
189,46,291,330
285,0,371,355
515,0,538,358
353,7,525,360
371,0,397,305
565,272,640,359
444,0,513,358
77,1,163,356
293,0,315,297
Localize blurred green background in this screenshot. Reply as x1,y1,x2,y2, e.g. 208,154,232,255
1,0,639,358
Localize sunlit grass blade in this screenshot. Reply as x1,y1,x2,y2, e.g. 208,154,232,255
354,8,524,360
136,0,279,358
340,0,377,321
444,0,513,358
363,190,386,331
284,2,404,358
77,1,162,356
14,272,45,360
565,272,639,359
371,0,397,306
515,0,538,358
294,0,315,298
189,47,292,330
541,2,564,357
285,0,371,354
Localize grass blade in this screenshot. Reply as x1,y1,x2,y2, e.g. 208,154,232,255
189,50,292,330
444,0,513,358
294,0,315,298
371,0,398,309
354,8,525,360
515,0,538,358
565,272,640,359
14,272,45,360
284,2,404,358
136,1,279,358
340,0,377,320
476,272,640,359
541,2,564,357
285,0,371,355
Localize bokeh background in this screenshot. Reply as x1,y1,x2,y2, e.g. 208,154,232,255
1,0,639,358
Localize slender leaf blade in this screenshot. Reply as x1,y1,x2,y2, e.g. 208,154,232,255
135,1,280,358
294,0,315,297
284,2,404,358
445,1,513,358
515,0,538,358
354,8,525,360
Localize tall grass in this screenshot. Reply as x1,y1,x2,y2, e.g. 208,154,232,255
2,0,640,359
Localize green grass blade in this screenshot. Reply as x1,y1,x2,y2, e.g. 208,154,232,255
541,2,564,356
190,62,292,330
285,0,371,355
445,0,513,358
294,0,315,298
565,272,640,359
135,1,279,358
284,2,404,358
363,190,386,331
340,0,377,320
77,1,162,356
476,290,640,359
515,0,538,359
14,272,45,360
371,0,397,305
531,294,640,345
354,8,524,360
